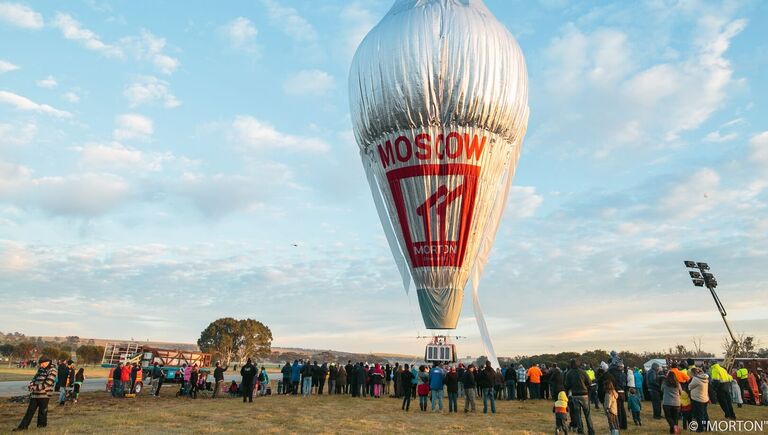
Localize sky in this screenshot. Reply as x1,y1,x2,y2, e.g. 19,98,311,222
1,0,767,358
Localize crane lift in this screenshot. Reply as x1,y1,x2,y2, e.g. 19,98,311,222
684,261,739,372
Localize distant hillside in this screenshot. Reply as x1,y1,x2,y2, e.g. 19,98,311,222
36,336,199,352
2,333,419,363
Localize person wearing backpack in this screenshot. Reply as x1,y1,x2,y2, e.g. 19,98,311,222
258,367,270,396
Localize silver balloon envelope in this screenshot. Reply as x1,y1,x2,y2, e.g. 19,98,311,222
349,0,529,330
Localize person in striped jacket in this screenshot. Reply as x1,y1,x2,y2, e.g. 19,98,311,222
14,356,58,431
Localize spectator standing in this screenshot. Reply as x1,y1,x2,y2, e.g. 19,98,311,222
240,358,256,403
564,359,596,435
604,379,620,435
328,363,337,395
628,388,642,426
14,357,57,431
516,364,528,401
480,361,497,414
111,363,123,397
153,365,165,397
527,363,543,400
290,360,301,395
336,365,347,395
281,361,291,394
550,363,564,399
463,364,477,412
710,362,736,419
400,363,413,411
417,366,429,411
661,371,682,434
212,361,228,398
429,363,445,412
445,366,459,413
688,367,709,433
318,362,328,394
647,363,663,419
302,361,314,396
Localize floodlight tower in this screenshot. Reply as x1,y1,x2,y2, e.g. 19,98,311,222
683,261,738,371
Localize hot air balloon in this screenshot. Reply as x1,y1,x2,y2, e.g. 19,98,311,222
349,0,529,367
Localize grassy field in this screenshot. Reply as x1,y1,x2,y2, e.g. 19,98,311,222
1,389,767,434
0,367,112,382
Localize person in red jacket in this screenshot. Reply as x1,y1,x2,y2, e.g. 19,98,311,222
120,363,132,395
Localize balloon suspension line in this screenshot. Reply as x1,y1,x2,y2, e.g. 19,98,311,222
406,283,421,338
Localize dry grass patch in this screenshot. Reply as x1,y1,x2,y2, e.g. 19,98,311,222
1,391,767,434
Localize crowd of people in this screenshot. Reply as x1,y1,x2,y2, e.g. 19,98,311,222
11,352,768,432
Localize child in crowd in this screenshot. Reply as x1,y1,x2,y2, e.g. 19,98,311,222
228,380,239,397
553,390,569,434
73,368,85,403
680,389,692,428
627,387,642,426
604,380,620,435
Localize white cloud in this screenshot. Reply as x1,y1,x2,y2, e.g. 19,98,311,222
659,168,720,219
36,75,58,89
261,0,317,43
340,3,377,59
506,186,544,218
749,131,768,166
63,91,80,103
0,122,36,147
0,2,43,29
230,115,328,153
51,13,123,58
113,113,153,141
222,17,257,52
0,161,31,197
31,173,131,216
123,76,180,108
283,69,334,96
122,30,180,75
0,59,19,73
177,164,294,217
75,141,178,172
0,161,131,217
0,90,72,117
703,130,738,143
542,15,747,157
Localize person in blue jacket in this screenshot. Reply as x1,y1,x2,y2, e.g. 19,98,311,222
429,363,446,412
290,360,301,395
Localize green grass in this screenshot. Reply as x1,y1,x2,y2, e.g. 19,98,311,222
0,367,112,382
1,389,767,434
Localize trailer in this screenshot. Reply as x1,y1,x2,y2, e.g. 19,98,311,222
101,342,212,383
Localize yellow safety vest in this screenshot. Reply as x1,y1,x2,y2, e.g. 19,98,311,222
710,365,733,382
736,368,748,379
586,369,595,382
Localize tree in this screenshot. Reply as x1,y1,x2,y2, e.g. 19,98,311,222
722,334,760,357
198,318,273,364
66,336,80,346
0,343,14,366
76,345,105,365
198,318,243,364
41,346,60,359
238,319,273,361
12,342,36,361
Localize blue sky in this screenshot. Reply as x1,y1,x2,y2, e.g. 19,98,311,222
1,0,767,357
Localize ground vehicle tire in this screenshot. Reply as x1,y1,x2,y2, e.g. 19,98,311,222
134,382,143,394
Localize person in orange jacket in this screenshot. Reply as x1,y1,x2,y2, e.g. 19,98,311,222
528,363,543,399
670,363,690,387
